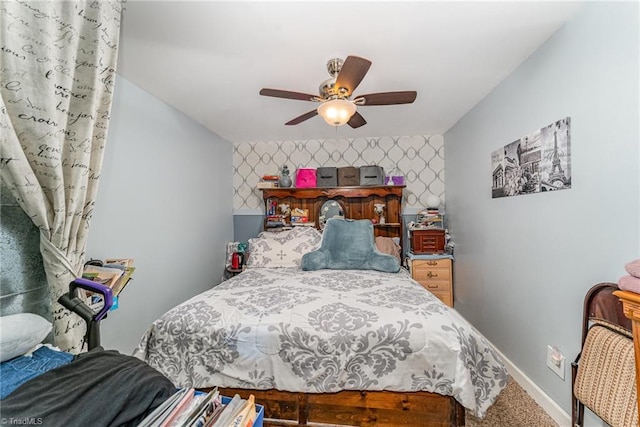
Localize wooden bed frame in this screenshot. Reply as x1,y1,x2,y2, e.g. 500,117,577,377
248,185,465,426
217,387,465,427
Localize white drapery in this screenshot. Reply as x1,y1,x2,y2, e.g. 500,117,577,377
0,1,122,352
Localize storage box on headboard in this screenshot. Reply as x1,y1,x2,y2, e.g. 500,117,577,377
359,166,385,186
316,167,337,187
337,167,359,186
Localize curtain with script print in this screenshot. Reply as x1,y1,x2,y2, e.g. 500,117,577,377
0,1,122,352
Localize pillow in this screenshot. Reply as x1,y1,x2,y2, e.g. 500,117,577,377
247,226,322,268
301,218,400,273
0,313,52,362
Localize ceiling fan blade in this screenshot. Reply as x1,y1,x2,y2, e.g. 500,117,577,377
260,88,317,102
285,109,318,125
335,56,372,96
347,111,367,129
355,91,417,106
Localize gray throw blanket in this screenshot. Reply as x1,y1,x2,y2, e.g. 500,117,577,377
0,347,176,427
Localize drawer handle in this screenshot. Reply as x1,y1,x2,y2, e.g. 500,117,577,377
426,260,438,266
427,284,438,289
427,272,438,278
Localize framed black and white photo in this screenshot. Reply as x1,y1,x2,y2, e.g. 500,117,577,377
491,117,571,199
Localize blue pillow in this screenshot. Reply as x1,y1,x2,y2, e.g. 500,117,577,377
302,218,400,273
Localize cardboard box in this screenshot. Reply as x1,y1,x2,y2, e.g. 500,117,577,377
290,208,309,223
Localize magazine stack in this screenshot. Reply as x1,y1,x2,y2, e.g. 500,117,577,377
81,258,136,311
138,387,264,427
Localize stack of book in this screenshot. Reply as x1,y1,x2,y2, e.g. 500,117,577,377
416,209,443,229
138,388,263,427
81,258,136,310
256,175,280,189
265,215,286,229
423,213,443,228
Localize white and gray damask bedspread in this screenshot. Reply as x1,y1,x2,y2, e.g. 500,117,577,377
134,267,508,417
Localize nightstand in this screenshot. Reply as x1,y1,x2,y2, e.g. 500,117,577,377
407,252,454,307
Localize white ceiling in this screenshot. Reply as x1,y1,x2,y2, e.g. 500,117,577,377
117,1,583,144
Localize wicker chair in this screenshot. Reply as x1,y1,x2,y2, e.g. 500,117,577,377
571,282,638,427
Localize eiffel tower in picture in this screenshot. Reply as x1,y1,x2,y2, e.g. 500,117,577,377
548,131,569,186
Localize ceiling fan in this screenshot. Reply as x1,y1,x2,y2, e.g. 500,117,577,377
259,55,417,128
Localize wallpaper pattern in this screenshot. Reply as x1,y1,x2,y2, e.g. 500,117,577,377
233,135,445,212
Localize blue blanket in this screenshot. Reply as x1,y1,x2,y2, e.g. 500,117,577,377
1,346,73,399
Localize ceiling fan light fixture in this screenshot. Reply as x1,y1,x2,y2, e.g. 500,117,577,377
317,99,356,127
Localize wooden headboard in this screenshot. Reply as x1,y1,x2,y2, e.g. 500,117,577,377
260,185,405,250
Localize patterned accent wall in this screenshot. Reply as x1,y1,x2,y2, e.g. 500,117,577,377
233,135,445,212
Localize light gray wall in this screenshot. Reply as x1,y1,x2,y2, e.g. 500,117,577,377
233,214,263,244
86,76,233,354
444,1,639,420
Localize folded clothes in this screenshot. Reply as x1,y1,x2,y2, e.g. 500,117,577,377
375,236,401,263
618,274,640,293
625,258,640,278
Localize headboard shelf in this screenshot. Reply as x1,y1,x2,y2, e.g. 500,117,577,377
260,185,405,250
261,185,404,200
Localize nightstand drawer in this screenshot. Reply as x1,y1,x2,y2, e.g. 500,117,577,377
412,258,451,270
413,268,451,282
417,279,450,292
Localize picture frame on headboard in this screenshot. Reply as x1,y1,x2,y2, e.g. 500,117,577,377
318,200,346,230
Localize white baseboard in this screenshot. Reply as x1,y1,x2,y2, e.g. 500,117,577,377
493,344,572,427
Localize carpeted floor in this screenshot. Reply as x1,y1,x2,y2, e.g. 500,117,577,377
466,378,559,427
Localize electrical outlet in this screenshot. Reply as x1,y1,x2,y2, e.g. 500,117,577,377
546,345,565,380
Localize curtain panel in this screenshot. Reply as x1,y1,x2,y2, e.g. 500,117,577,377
0,1,122,352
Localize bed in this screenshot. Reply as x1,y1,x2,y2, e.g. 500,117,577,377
134,223,508,426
